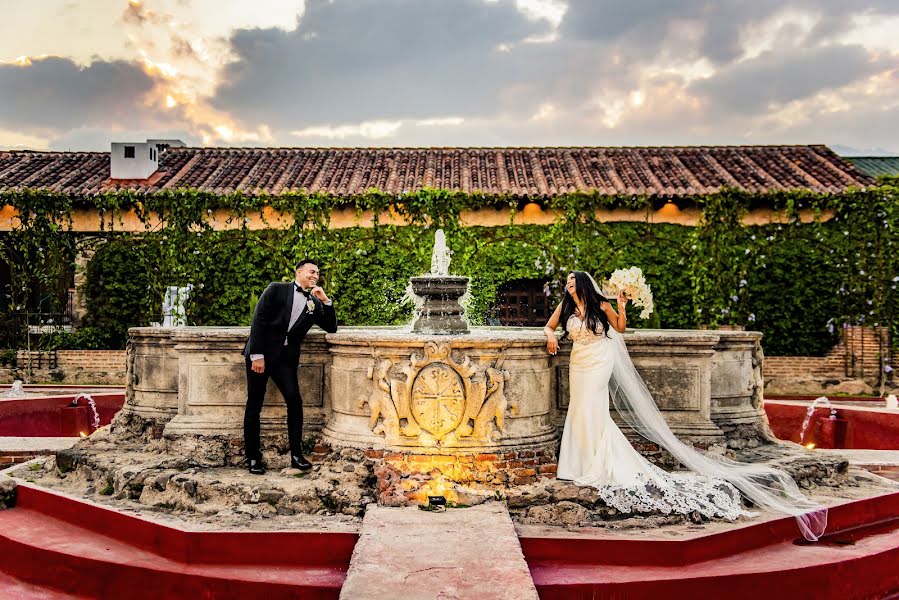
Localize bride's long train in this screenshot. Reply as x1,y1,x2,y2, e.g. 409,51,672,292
557,315,827,541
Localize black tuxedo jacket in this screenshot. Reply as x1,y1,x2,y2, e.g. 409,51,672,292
243,282,337,364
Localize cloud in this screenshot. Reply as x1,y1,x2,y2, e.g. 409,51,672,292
1,1,898,153
692,44,881,115
212,0,549,130
48,126,200,151
0,56,171,134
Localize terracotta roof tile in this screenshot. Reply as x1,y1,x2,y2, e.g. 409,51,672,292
0,145,872,197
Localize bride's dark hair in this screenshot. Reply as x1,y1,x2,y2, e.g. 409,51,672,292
560,271,611,339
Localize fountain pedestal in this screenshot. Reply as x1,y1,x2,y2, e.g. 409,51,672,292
323,329,555,452
409,275,469,334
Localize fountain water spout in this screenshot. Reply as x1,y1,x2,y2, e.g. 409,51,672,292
799,396,831,446
2,379,25,398
430,229,451,276
71,393,101,431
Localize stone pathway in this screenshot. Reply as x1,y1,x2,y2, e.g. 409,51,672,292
0,437,77,453
340,502,538,600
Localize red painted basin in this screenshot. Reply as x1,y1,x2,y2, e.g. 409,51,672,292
765,399,899,450
0,393,125,437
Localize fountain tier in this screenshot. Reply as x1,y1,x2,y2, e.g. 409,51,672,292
408,275,470,334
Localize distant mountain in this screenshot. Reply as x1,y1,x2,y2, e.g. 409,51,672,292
831,144,898,157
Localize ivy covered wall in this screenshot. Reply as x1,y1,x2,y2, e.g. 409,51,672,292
1,186,896,361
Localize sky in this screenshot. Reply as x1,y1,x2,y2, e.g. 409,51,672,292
0,0,897,153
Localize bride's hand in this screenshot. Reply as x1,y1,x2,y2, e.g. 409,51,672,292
546,335,559,355
617,292,628,307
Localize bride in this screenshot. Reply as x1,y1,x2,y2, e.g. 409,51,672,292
544,271,827,540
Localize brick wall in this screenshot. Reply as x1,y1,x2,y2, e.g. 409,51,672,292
4,350,127,384
0,451,40,467
12,350,126,371
765,326,890,382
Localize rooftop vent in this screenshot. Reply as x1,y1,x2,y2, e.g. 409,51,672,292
110,138,184,180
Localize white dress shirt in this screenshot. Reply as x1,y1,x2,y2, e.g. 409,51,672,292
250,285,331,361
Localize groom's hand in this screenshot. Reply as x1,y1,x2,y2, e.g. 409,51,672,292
251,357,265,373
311,285,331,304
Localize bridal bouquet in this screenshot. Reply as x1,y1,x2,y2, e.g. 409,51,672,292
600,267,654,319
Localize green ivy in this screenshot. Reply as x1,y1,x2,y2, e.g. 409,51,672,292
1,186,897,372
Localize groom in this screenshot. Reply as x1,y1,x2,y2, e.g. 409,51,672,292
243,259,337,475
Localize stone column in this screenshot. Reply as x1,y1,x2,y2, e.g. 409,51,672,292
710,330,766,424
710,330,774,444
121,327,180,423
161,327,330,463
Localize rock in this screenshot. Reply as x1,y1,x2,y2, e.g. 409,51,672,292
234,503,276,518
241,487,262,504
452,488,492,507
504,489,534,509
765,377,828,396
0,476,16,509
257,488,285,506
150,472,174,491
824,379,874,396
56,448,88,473
550,482,582,503
521,501,590,526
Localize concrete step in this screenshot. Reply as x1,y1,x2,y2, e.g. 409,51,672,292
340,502,538,600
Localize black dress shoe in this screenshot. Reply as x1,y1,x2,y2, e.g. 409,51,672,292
290,455,312,470
248,459,266,475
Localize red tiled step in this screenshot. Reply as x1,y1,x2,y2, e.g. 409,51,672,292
521,490,899,567
0,570,85,600
524,492,899,599
530,529,899,599
12,483,358,565
0,483,358,599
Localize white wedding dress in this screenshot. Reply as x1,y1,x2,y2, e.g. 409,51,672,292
557,314,751,520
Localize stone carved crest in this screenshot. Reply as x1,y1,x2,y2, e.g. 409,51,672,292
359,342,518,446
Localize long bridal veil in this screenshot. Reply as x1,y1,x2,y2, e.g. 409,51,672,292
592,276,827,541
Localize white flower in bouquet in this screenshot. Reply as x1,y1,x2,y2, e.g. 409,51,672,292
600,267,654,319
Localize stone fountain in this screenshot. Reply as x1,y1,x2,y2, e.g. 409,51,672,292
116,229,773,502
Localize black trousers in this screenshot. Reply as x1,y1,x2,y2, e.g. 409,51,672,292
244,348,303,461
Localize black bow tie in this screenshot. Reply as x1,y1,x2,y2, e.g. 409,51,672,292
295,284,307,295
